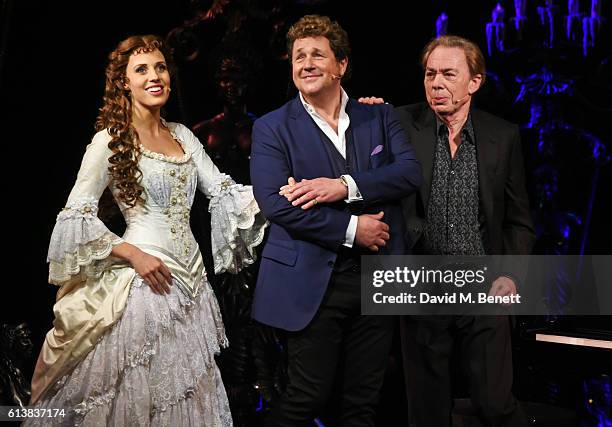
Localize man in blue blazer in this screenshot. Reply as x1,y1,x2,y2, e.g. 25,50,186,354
250,15,421,427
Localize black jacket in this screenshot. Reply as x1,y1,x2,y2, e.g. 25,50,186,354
396,103,536,282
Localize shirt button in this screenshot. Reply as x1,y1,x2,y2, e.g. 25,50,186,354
449,223,454,228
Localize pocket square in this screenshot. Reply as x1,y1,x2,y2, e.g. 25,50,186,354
370,145,383,156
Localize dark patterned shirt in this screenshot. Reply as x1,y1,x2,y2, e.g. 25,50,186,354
424,116,485,255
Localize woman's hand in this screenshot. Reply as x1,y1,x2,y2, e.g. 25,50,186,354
131,251,173,294
112,243,173,295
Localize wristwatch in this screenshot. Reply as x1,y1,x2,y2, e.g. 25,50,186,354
339,175,349,188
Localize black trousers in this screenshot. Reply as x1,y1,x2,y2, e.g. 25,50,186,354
266,269,394,427
400,315,527,427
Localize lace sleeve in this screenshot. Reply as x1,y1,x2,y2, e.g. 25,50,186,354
47,131,124,285
207,174,267,274
48,198,124,285
174,123,267,274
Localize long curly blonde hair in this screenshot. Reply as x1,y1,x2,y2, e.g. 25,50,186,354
96,35,174,207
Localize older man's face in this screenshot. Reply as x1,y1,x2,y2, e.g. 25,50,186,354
424,46,481,116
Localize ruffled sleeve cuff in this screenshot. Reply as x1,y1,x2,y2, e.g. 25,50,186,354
207,174,268,274
47,198,124,286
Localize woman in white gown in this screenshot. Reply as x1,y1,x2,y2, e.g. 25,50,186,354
25,35,266,426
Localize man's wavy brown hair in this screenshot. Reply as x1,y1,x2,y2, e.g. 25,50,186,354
96,35,174,207
286,15,352,80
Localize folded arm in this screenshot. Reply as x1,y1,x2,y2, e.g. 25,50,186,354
250,119,352,252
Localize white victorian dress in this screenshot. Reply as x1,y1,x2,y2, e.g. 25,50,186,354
25,121,267,426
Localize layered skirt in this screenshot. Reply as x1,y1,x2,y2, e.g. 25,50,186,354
25,276,233,426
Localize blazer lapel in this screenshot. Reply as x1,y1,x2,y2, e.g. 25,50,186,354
472,108,498,224
413,108,437,210
345,99,373,172
288,96,336,177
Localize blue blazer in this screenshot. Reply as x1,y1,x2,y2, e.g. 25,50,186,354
250,95,422,331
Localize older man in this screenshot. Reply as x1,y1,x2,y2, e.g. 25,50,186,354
393,35,535,427
250,14,421,427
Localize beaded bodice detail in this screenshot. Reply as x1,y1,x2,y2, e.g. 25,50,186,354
121,137,199,263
